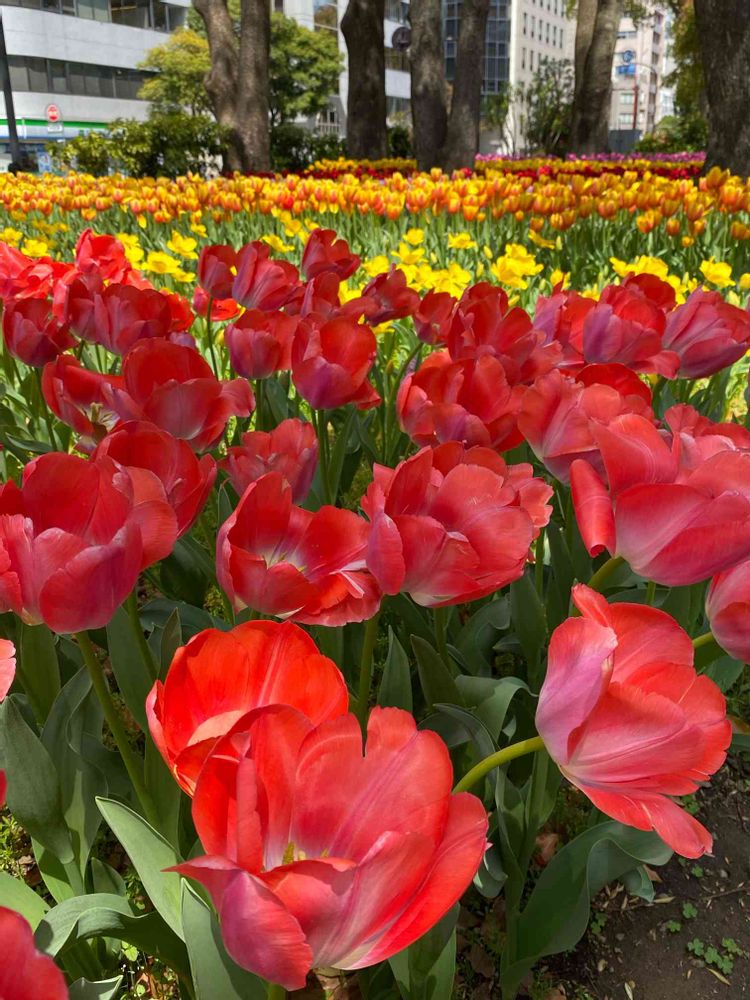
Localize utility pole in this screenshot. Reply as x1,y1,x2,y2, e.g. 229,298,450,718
0,12,21,165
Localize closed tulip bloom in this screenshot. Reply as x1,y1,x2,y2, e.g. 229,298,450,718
518,366,654,484
570,412,750,585
192,286,240,322
89,284,173,355
105,340,255,452
94,421,216,567
0,453,142,633
357,267,421,325
3,298,74,367
364,443,550,606
537,585,731,857
225,309,297,380
197,244,238,301
147,620,348,794
175,705,488,990
0,907,68,1000
232,242,300,311
291,316,380,410
582,283,679,376
217,472,381,625
51,269,102,340
75,228,130,282
301,228,360,281
662,289,750,378
42,356,121,451
220,418,318,502
706,559,750,664
397,350,525,452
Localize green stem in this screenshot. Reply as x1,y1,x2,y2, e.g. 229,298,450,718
205,299,219,377
63,858,85,896
356,613,381,731
692,631,715,649
453,735,545,794
75,631,159,828
125,591,159,681
266,985,286,1000
585,555,625,594
534,527,545,598
433,606,450,666
34,367,58,449
645,579,656,606
314,409,332,503
255,378,266,432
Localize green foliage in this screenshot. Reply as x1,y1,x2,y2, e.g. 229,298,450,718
635,113,707,154
682,901,698,919
388,124,413,158
49,113,229,179
137,29,211,115
517,58,574,155
269,13,342,127
270,123,344,172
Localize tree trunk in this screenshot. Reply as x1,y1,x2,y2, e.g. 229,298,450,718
569,0,621,153
694,0,750,175
441,0,490,171
410,0,448,169
193,0,270,172
341,0,388,159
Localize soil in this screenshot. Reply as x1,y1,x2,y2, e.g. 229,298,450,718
536,754,750,1000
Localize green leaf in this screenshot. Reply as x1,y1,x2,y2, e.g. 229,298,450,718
0,698,73,863
96,798,184,938
35,893,189,980
69,978,123,1000
17,622,60,724
455,675,531,741
501,822,672,997
140,599,228,640
144,734,183,848
327,405,358,503
509,569,547,690
160,536,212,606
700,654,744,691
389,904,458,1000
377,628,412,711
455,597,510,673
181,883,266,1000
411,636,463,711
0,871,50,929
159,609,183,674
105,606,153,732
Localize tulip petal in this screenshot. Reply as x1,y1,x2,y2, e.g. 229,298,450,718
570,459,616,557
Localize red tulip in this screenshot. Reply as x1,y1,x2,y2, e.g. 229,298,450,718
217,472,381,625
662,289,750,378
220,418,318,502
570,411,750,585
0,248,70,302
0,906,68,999
160,289,195,336
448,287,560,382
105,340,254,452
147,620,348,794
175,705,488,990
2,298,74,367
42,356,121,450
192,286,240,322
623,272,677,312
89,284,173,355
582,283,679,376
75,228,130,282
301,228,360,281
518,366,654,483
0,452,142,633
533,288,595,369
94,421,216,567
0,637,15,701
397,350,525,452
537,584,731,857
289,272,366,321
291,315,380,410
197,244,238,301
357,267,420,325
666,402,750,466
413,289,456,344
363,443,551,606
51,269,102,339
232,242,300,311
706,559,750,664
225,309,297,380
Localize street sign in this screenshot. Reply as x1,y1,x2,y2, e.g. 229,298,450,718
45,103,61,123
616,64,636,76
46,122,64,134
621,49,635,64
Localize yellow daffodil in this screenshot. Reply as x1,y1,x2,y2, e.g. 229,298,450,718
392,242,425,266
528,230,556,250
0,227,22,246
190,222,208,238
447,232,477,250
116,232,140,249
143,250,181,275
550,269,569,289
362,255,391,278
261,233,295,254
166,231,199,259
21,238,49,258
403,228,424,246
699,258,733,288
739,273,750,291
124,245,145,266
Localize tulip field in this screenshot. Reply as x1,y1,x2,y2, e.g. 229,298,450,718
0,156,749,999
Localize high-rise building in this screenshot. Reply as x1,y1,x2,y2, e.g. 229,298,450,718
609,2,671,142
0,0,188,164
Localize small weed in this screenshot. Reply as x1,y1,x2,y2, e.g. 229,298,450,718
682,795,700,816
687,938,705,957
686,936,748,978
682,901,698,920
664,920,682,934
590,910,608,937
690,865,705,878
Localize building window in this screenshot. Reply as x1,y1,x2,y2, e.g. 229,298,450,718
521,47,526,69
530,15,535,38
559,29,563,49
523,11,527,34
385,47,409,72
7,55,151,99
1,0,184,31
545,21,550,43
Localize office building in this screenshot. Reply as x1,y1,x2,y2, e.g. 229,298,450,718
610,2,671,140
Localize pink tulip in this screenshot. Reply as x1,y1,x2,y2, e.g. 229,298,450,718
175,705,488,990
706,558,750,663
220,418,318,503
537,584,731,857
663,289,750,378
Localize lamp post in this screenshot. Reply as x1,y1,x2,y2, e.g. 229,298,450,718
0,12,21,165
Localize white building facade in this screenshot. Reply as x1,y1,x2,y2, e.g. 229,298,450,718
609,2,671,142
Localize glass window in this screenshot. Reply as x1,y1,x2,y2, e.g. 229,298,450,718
77,0,110,20
48,59,69,94
68,62,87,95
167,4,186,27
8,57,29,92
110,0,149,27
27,57,48,92
86,64,115,97
113,67,147,100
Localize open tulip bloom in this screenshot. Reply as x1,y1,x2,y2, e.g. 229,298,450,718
0,218,745,998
